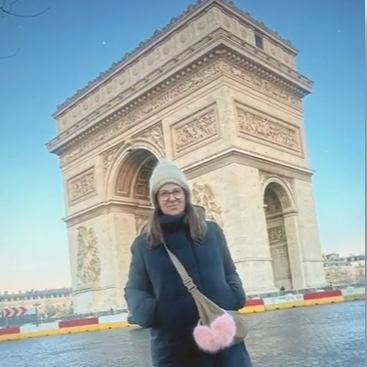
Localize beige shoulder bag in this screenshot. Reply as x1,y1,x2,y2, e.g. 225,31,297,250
162,241,249,354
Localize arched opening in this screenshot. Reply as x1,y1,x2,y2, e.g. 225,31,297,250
113,148,158,236
115,149,158,202
109,148,158,302
264,182,293,291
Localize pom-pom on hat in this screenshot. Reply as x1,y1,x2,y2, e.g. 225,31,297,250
149,161,190,204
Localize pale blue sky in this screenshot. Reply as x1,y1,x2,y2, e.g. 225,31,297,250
0,0,364,292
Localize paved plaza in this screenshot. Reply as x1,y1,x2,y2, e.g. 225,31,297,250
1,301,365,367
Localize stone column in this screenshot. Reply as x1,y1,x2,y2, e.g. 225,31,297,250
108,209,140,309
234,164,278,293
283,212,306,289
189,163,277,294
293,179,326,287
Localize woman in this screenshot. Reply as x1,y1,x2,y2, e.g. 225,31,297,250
124,161,253,367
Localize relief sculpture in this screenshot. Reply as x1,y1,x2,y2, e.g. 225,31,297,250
191,182,223,227
135,124,165,157
57,58,302,166
59,61,224,165
268,226,285,243
101,141,125,172
76,226,101,284
68,169,95,203
174,108,218,155
236,107,300,152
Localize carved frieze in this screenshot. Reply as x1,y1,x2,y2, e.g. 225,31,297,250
101,141,125,173
268,226,285,243
133,123,165,157
191,182,223,227
76,226,101,284
61,60,300,166
55,3,302,130
236,105,301,152
68,168,95,204
59,60,225,166
172,107,219,156
223,63,302,108
58,58,303,166
55,9,217,126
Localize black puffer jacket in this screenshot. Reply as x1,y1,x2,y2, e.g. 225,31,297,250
124,214,253,367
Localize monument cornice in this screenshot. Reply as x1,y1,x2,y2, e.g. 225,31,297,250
63,200,152,227
183,148,315,181
48,45,311,162
53,0,299,118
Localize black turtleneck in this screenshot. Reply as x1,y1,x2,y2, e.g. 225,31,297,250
159,213,187,234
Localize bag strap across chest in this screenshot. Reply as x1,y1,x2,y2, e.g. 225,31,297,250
161,240,198,294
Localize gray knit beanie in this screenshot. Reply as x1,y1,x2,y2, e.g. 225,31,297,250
149,161,190,204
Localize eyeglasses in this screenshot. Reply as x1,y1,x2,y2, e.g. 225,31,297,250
158,188,184,201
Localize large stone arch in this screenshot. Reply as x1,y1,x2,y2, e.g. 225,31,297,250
102,147,159,305
114,149,157,202
262,178,304,290
104,144,161,202
263,181,294,290
261,176,296,213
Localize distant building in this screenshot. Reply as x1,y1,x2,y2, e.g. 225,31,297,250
323,253,365,268
323,253,365,284
0,288,73,317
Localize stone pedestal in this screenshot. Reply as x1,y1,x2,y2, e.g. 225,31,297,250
67,216,121,313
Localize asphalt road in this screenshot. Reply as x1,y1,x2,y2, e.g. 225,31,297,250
1,301,365,367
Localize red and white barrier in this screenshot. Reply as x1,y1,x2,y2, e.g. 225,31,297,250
0,287,364,342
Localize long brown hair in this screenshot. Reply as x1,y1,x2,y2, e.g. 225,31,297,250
144,189,207,247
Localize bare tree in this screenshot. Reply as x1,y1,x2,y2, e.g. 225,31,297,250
0,0,50,18
0,48,19,59
0,0,50,58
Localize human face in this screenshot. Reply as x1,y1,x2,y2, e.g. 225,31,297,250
157,183,186,216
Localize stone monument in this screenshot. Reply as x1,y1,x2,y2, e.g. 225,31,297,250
47,0,326,313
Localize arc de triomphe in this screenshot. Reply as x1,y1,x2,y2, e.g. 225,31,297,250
47,0,326,314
